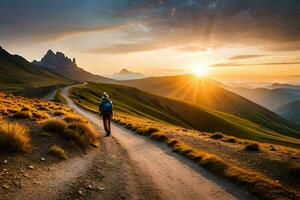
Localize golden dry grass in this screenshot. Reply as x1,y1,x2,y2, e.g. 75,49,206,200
66,122,99,147
13,110,32,119
63,114,86,123
111,112,300,200
49,144,67,159
0,121,31,152
42,119,67,133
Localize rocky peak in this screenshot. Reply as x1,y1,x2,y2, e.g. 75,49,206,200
37,50,78,70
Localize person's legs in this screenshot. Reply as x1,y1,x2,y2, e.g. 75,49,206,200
102,115,109,135
107,114,112,134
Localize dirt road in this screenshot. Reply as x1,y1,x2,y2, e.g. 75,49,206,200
61,84,255,200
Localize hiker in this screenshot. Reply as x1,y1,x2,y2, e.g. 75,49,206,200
99,92,113,136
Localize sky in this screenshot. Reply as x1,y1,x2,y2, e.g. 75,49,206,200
0,0,300,83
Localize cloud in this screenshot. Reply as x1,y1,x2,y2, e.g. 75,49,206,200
1,0,300,52
212,61,300,67
176,45,208,52
228,55,267,60
86,41,167,54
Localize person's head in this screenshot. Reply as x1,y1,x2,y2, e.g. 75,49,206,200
102,92,109,98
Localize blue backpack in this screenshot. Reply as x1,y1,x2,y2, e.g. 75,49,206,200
101,100,112,113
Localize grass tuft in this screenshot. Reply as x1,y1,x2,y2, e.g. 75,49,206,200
150,132,168,142
49,145,67,159
210,133,224,139
0,121,31,152
53,110,66,116
66,122,99,147
245,143,260,151
13,111,32,119
225,137,236,143
42,119,67,133
63,115,86,123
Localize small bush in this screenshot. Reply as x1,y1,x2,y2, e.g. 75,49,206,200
43,119,67,133
33,112,49,119
66,122,99,146
225,137,236,143
144,127,159,136
7,108,18,113
21,106,31,111
150,133,168,142
13,111,32,119
37,106,49,111
168,139,179,147
53,111,65,116
210,133,224,139
0,121,31,151
49,145,67,159
64,115,85,123
245,143,260,151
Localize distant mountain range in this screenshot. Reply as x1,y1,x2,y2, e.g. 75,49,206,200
34,50,115,83
228,86,300,111
277,99,300,126
111,68,146,80
0,46,72,93
268,83,300,90
122,75,300,138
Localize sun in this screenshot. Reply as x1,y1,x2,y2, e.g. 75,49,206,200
190,65,211,77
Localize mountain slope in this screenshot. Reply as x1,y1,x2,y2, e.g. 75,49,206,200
0,47,72,93
112,68,146,80
228,86,300,111
69,82,300,148
122,75,300,138
277,100,300,126
34,50,116,83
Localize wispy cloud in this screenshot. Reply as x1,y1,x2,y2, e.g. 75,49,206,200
228,55,267,60
213,61,300,67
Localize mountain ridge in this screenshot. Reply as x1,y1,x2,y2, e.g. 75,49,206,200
112,68,146,80
34,50,116,84
0,46,72,93
122,75,300,137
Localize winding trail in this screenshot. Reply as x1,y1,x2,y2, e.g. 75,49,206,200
61,84,255,200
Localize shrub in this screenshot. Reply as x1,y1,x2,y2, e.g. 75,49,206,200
0,121,31,151
53,111,65,116
49,145,67,159
150,133,168,142
33,112,49,119
66,122,99,146
21,106,31,111
7,108,18,113
210,133,224,139
144,127,159,136
13,111,32,119
37,106,49,111
225,137,236,143
64,115,85,123
245,143,260,151
168,139,179,147
42,119,67,133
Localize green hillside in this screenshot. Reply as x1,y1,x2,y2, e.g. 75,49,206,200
123,75,300,138
0,47,72,93
69,82,300,148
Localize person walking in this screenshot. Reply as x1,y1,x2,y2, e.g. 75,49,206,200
99,92,113,136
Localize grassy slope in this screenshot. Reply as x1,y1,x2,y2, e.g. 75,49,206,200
0,47,72,93
123,75,300,139
69,82,300,148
